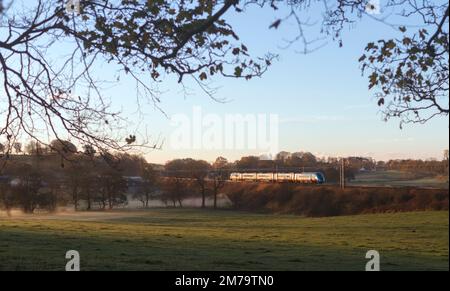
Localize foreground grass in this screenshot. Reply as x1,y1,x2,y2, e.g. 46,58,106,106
0,209,448,271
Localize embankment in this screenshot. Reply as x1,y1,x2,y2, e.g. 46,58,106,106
223,182,449,217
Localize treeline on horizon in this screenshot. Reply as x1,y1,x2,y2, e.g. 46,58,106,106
0,140,448,215
1,140,448,175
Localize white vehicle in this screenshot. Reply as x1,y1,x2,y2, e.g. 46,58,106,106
230,173,242,181
229,172,326,184
241,173,257,181
257,173,274,181
275,173,295,182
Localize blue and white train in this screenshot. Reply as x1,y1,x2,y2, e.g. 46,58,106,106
230,172,326,184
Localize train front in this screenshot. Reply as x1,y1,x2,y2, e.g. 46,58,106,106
316,172,326,184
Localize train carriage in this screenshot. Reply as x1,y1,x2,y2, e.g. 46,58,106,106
275,173,295,182
256,173,274,182
241,173,257,181
230,173,242,181
229,171,325,184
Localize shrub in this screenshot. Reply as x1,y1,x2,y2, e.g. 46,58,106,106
222,183,448,217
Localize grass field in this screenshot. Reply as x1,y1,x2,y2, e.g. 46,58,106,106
351,170,449,189
0,209,448,271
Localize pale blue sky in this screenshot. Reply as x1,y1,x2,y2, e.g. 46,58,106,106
3,1,448,163
107,3,448,164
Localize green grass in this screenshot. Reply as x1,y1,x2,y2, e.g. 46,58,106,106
0,209,448,271
351,170,449,188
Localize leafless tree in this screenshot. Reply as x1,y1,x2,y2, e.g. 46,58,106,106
97,167,127,210
133,164,158,208
211,170,227,209
13,142,21,154
1,0,447,159
211,157,229,209
0,176,13,216
165,158,211,207
65,157,86,210
188,160,211,208
25,140,50,156
161,177,189,208
0,0,272,156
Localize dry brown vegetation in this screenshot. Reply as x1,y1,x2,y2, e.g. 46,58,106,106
224,183,449,217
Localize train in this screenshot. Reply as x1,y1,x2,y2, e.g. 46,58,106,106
230,172,326,184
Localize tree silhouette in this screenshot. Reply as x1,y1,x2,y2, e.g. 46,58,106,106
1,0,448,157
0,0,272,154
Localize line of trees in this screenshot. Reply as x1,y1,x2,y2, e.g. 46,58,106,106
1,140,229,213
0,163,60,215
159,154,376,207
1,140,231,213
0,139,150,214
0,155,130,215
164,157,229,209
144,152,450,209
378,158,449,176
229,152,449,181
2,143,448,215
